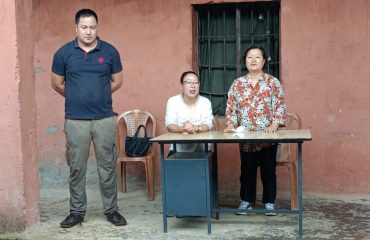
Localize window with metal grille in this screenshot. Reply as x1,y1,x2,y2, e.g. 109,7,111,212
193,2,280,115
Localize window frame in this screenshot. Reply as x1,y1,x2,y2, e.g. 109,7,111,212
192,1,280,115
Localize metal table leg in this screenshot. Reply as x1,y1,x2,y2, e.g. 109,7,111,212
205,143,212,234
160,144,167,233
212,143,219,220
298,142,303,236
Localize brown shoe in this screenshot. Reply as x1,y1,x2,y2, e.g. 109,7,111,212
60,213,84,228
106,211,127,226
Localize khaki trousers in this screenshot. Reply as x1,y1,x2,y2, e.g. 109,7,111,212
64,117,118,215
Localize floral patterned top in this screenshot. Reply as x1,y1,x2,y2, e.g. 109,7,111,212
225,72,286,152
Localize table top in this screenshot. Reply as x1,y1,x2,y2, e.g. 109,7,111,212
151,129,312,144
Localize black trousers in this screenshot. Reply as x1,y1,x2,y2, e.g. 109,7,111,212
239,144,278,204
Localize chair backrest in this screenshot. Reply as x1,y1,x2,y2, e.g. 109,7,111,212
116,110,157,156
277,112,302,163
211,116,218,131
212,115,227,131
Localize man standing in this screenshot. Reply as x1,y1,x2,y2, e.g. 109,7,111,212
51,9,126,228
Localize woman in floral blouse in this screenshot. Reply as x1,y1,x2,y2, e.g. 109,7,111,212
224,46,286,215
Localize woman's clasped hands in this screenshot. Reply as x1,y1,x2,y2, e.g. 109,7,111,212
182,121,199,134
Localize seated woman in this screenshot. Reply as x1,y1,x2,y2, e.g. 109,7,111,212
165,71,213,154
224,46,286,215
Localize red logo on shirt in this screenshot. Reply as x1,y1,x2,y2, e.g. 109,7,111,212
98,57,104,64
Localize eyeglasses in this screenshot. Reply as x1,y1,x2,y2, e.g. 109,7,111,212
183,81,200,86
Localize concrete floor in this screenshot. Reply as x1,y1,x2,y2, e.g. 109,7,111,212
1,187,369,240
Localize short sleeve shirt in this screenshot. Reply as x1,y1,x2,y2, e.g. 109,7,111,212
225,73,286,152
52,38,122,120
165,94,213,152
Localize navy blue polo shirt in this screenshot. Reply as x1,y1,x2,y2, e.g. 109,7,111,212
52,38,122,120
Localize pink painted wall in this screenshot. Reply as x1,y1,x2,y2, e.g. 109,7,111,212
33,0,370,202
34,0,196,187
280,0,370,193
0,0,39,231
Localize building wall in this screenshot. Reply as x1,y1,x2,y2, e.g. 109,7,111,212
0,0,38,231
280,0,370,193
33,0,369,199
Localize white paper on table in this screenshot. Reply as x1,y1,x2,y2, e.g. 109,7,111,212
231,126,247,133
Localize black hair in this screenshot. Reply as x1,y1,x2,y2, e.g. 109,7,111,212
242,45,267,65
180,71,199,84
75,9,98,25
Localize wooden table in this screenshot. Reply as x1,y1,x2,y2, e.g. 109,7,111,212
151,129,312,235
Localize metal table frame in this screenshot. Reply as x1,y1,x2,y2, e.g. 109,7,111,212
151,130,312,236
